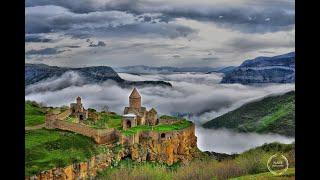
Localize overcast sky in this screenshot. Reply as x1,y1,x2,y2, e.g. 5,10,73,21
25,0,295,68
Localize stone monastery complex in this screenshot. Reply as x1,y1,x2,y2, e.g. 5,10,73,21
28,88,198,179
45,88,197,150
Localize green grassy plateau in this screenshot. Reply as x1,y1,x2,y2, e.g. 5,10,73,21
25,101,45,126
203,91,295,136
120,119,192,136
25,128,106,177
83,113,122,129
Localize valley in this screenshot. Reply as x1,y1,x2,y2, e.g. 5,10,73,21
203,91,295,137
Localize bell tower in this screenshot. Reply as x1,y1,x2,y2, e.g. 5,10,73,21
76,96,81,105
129,88,141,109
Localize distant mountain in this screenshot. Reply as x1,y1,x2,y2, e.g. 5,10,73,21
25,64,172,87
203,91,295,137
114,65,222,74
207,66,237,74
221,52,295,84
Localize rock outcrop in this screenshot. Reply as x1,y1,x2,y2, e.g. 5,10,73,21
130,124,197,165
27,147,129,180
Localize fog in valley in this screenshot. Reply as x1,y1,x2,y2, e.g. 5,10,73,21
25,72,295,153
196,127,294,154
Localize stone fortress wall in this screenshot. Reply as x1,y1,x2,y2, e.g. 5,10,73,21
45,111,118,144
158,118,183,125
57,109,71,120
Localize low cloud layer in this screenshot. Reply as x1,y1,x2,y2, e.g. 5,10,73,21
25,72,295,152
25,72,294,124
196,127,294,154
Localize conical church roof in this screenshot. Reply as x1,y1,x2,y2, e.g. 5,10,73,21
149,108,157,113
129,88,141,98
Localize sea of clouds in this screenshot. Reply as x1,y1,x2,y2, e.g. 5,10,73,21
25,71,295,153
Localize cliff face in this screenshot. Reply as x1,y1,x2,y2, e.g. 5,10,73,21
27,148,130,180
130,124,197,165
27,125,197,179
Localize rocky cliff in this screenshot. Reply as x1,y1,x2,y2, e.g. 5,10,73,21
26,125,198,179
27,146,130,180
221,52,295,84
130,124,197,165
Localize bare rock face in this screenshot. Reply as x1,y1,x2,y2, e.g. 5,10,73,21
130,124,197,165
27,148,129,180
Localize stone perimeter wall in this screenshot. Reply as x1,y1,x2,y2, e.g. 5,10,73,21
158,118,182,125
45,113,118,144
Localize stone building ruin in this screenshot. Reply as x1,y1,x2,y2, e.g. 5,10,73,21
70,96,88,121
122,113,137,130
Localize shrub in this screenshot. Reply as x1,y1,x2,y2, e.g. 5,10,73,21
212,160,246,180
235,149,271,174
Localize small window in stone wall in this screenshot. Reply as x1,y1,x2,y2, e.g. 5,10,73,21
161,133,165,138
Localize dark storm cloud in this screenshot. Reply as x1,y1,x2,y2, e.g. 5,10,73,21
25,5,196,38
26,0,294,33
64,45,81,48
89,41,106,47
26,48,66,55
25,34,52,42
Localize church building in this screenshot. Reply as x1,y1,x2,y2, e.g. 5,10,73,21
122,88,158,130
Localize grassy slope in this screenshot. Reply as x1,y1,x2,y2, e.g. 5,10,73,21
25,101,45,126
229,168,295,180
83,113,122,129
203,91,295,136
120,120,192,136
25,129,105,177
96,142,295,180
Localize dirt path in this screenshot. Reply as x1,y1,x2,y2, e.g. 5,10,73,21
25,124,45,131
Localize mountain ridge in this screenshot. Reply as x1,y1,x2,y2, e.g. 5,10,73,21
203,91,295,137
114,65,232,74
25,63,172,88
221,52,295,84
